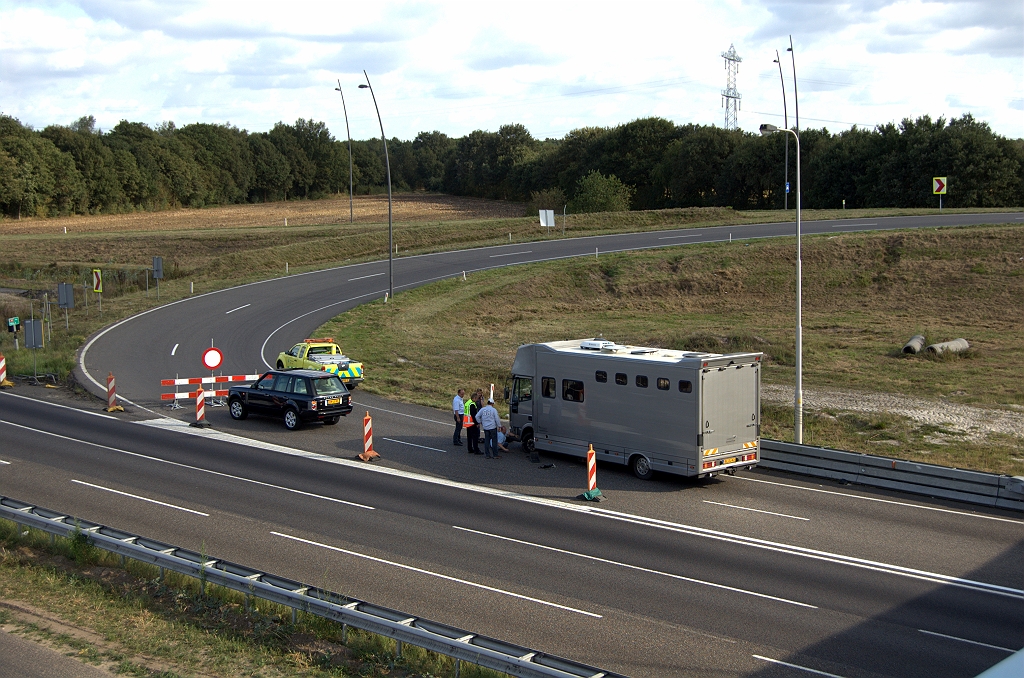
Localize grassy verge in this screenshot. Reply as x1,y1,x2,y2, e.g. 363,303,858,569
0,518,504,677
317,224,1024,475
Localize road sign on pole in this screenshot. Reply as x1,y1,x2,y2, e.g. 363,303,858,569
58,282,75,309
24,319,43,349
932,177,947,194
92,269,103,293
202,347,224,371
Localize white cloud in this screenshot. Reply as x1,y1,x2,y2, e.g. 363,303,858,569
0,0,1019,140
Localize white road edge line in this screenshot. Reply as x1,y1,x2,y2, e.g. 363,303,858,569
657,234,701,240
271,531,602,618
0,391,118,421
752,655,847,677
382,438,446,453
171,343,178,356
225,304,251,314
71,479,209,516
733,475,1023,524
0,418,375,511
831,223,877,228
0,459,10,465
703,500,809,521
918,629,1017,653
488,250,533,258
133,418,1024,600
348,272,386,281
453,526,817,609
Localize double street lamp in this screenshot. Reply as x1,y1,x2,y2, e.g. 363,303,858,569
760,122,804,444
358,70,394,302
334,80,354,224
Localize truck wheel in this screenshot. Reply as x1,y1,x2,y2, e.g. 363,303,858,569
323,416,340,425
283,408,300,430
229,399,248,420
276,360,284,369
522,432,535,455
630,454,654,480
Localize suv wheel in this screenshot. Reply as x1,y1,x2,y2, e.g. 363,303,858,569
283,408,299,430
276,360,285,369
229,398,248,420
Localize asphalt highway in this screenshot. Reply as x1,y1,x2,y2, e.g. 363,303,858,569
2,211,1022,676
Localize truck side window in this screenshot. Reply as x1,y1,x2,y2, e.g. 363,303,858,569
636,375,648,388
615,373,627,385
515,378,532,402
595,370,607,383
562,379,584,402
289,345,302,357
679,380,692,393
541,377,556,398
657,378,670,390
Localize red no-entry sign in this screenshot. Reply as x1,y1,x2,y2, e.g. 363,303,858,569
202,347,224,371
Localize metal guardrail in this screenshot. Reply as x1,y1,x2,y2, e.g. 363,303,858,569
0,496,626,678
760,440,1024,512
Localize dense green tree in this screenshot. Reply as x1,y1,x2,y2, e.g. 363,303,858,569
42,117,127,213
248,134,291,202
569,170,633,213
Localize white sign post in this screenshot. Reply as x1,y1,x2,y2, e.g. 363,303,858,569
539,209,555,230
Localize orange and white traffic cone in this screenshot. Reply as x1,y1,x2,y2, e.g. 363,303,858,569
0,353,13,388
189,386,210,427
577,444,604,501
105,372,124,412
357,411,380,461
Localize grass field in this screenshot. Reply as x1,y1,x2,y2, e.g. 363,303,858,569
316,224,1024,475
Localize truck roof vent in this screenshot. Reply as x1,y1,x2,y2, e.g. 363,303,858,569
630,348,657,355
580,339,614,350
600,344,628,353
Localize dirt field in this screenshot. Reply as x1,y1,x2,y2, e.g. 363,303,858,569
0,193,526,236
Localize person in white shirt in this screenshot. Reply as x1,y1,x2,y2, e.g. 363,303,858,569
475,398,502,458
452,389,465,446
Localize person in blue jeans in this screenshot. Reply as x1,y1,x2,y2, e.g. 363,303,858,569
475,398,501,459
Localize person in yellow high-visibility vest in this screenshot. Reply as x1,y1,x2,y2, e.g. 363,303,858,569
465,390,483,455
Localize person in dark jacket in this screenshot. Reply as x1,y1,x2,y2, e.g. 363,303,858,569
465,390,483,454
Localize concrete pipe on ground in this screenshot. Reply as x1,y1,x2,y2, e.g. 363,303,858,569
902,335,926,354
926,338,970,355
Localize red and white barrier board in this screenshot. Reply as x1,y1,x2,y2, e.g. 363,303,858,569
162,389,230,401
161,374,261,387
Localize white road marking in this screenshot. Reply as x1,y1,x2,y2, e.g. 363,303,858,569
0,391,118,421
225,304,251,314
752,655,847,677
348,272,386,281
0,459,10,465
271,531,602,618
382,438,446,453
171,343,178,355
831,222,877,228
454,526,817,609
135,417,1024,601
71,479,209,516
488,250,533,258
918,629,1017,653
703,500,809,521
0,418,374,511
657,234,702,240
734,475,1023,524
356,402,448,426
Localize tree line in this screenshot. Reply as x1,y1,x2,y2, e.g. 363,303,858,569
1,111,1021,219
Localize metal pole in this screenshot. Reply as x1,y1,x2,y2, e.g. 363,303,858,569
774,50,789,210
789,128,803,444
788,36,799,133
361,71,393,301
336,80,355,224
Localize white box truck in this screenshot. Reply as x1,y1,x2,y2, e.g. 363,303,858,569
506,339,762,480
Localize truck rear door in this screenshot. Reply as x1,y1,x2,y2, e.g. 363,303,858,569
700,363,759,452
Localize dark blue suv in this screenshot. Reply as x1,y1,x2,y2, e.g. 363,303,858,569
228,369,353,430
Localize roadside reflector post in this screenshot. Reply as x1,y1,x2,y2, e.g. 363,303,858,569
357,411,380,461
577,444,604,502
0,353,13,388
190,386,211,428
105,372,124,412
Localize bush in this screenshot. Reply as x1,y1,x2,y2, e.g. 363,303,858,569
525,187,566,214
569,171,633,213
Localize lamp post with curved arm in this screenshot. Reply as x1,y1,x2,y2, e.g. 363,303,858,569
760,122,803,444
359,70,393,301
334,80,354,224
773,50,789,210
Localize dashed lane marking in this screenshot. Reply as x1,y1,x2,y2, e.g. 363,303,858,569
752,655,847,677
71,479,209,516
225,304,251,314
918,629,1017,653
703,500,809,521
382,438,446,453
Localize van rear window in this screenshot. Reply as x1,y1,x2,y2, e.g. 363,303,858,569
657,378,670,390
562,380,584,402
679,380,692,393
595,370,607,383
615,373,627,385
636,375,648,388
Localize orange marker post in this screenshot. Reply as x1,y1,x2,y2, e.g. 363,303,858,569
357,411,380,461
189,386,210,428
0,353,13,388
105,372,124,412
577,444,604,502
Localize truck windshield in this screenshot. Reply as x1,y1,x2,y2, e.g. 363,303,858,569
311,376,347,395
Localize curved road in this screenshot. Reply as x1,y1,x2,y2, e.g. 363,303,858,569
2,212,1021,677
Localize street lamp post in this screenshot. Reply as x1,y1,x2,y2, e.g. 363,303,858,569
359,71,393,301
334,80,354,224
760,123,803,444
773,50,789,210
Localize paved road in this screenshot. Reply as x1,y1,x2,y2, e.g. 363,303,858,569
0,628,111,677
3,212,1022,677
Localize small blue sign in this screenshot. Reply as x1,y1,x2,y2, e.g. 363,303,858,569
785,181,791,194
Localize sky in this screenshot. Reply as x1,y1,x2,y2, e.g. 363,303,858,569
1,0,1021,143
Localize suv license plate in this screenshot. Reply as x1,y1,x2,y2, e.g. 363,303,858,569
327,398,340,405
